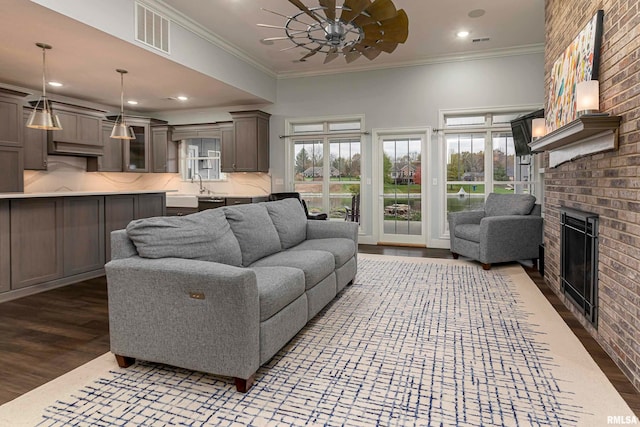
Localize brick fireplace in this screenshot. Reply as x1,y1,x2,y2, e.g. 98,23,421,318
543,0,640,392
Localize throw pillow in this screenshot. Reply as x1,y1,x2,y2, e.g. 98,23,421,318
264,198,307,249
224,203,282,266
126,208,243,266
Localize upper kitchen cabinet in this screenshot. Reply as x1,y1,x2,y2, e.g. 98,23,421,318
151,125,177,173
87,123,124,172
0,90,26,192
224,111,270,173
22,107,48,170
46,102,104,156
94,116,169,173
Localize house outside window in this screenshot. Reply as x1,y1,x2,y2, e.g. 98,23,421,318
287,118,362,220
443,110,539,220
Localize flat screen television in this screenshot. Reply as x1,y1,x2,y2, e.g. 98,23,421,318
510,109,544,156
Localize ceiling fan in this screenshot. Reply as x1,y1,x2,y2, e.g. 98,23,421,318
258,0,409,64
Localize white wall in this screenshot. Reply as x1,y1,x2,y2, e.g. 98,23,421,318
269,52,545,246
32,0,277,103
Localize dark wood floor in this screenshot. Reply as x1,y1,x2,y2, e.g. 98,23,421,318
1,245,638,416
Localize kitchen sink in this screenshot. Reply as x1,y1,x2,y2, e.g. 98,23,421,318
165,194,198,208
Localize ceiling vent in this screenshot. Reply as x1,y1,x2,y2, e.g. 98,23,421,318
136,3,170,53
472,37,491,43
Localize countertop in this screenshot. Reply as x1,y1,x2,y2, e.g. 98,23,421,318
0,190,175,199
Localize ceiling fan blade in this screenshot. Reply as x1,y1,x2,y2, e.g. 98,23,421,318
340,0,371,24
364,0,397,22
342,47,362,63
354,43,382,60
288,0,323,23
300,46,323,61
324,52,340,64
360,40,398,53
318,0,336,21
362,9,408,44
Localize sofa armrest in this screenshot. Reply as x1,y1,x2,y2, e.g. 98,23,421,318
448,210,486,227
480,215,544,262
106,256,260,379
306,220,359,243
111,229,138,259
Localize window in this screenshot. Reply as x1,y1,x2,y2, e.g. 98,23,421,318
288,118,362,220
444,110,538,219
180,138,224,181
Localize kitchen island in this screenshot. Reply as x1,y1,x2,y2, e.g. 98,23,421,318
0,190,167,302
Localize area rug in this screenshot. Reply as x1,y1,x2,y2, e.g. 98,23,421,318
0,255,635,426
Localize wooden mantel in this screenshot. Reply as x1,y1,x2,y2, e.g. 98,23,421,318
528,115,622,167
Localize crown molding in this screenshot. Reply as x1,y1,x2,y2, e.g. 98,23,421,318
276,44,545,79
140,0,278,79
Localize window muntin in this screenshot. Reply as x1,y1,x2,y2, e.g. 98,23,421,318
180,138,224,181
289,119,362,220
444,110,536,219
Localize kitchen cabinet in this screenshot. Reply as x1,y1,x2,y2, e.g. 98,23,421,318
10,198,64,290
104,193,165,261
0,201,9,293
47,103,104,156
224,111,270,173
151,125,177,173
0,92,25,192
63,196,105,276
137,193,166,218
166,206,198,216
0,146,23,192
86,123,123,172
170,123,226,141
102,116,168,173
225,196,268,206
22,107,48,170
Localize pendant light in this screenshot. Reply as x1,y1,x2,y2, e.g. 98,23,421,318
110,69,135,139
26,43,62,130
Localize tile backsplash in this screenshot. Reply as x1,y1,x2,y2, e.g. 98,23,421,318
23,156,271,196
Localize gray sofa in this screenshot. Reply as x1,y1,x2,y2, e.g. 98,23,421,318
448,193,543,270
105,198,358,392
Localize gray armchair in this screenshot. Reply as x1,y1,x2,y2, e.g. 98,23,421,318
448,193,543,270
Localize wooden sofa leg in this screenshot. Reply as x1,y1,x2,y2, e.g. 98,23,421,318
115,354,135,368
235,374,255,393
451,252,459,259
481,263,491,270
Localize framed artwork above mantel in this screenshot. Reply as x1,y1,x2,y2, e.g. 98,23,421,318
546,10,604,132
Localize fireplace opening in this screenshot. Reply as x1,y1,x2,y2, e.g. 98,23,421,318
560,208,599,326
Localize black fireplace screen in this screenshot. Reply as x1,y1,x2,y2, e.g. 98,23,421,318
560,208,599,326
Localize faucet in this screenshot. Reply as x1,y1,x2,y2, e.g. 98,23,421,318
191,173,207,194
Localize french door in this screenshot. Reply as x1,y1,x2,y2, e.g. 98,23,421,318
376,132,428,245
289,121,362,221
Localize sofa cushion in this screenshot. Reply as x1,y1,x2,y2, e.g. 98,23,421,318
264,198,307,249
251,267,305,322
484,193,536,217
224,203,282,267
289,238,355,268
454,224,481,243
250,250,334,290
125,209,242,266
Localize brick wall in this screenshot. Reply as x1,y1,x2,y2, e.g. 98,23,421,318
544,0,640,391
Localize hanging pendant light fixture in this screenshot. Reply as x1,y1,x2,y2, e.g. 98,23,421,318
26,43,62,130
110,69,136,140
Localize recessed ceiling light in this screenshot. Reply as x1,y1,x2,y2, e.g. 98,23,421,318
468,9,486,18
48,81,63,87
456,31,470,38
127,100,138,105
177,96,188,101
